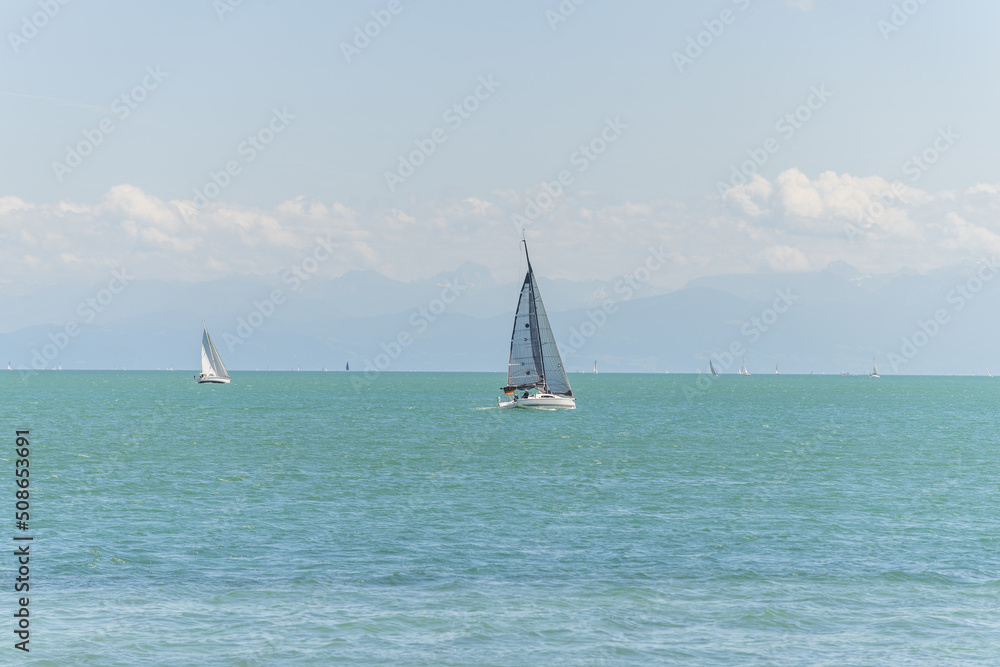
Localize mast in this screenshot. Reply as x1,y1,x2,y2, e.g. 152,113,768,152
524,242,546,390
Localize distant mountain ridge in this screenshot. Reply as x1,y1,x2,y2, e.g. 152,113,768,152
4,261,1000,375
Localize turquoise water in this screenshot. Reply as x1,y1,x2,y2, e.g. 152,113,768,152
5,372,1000,664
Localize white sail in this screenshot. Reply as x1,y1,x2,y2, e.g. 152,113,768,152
200,326,230,380
870,357,879,378
709,359,718,377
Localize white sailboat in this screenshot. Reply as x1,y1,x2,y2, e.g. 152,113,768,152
195,324,230,384
869,357,880,378
740,357,751,376
593,361,598,374
988,367,993,378
775,364,779,375
498,241,575,409
709,359,718,377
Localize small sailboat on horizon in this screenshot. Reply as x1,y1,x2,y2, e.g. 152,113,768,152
869,357,880,378
498,240,575,409
775,364,779,375
195,324,230,384
739,357,751,376
709,359,718,377
593,361,598,375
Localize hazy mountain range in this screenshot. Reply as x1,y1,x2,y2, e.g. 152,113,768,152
4,259,1000,376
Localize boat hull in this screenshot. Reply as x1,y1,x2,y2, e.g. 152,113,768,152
498,394,576,409
196,376,230,384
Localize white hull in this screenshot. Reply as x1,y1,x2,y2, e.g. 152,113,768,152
498,393,576,409
196,375,230,384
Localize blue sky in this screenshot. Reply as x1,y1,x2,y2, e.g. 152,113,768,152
1,0,999,289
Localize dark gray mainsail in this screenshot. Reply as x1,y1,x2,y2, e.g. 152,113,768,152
502,242,573,396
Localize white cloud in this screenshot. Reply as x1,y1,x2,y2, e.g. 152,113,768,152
724,168,934,238
762,245,812,272
3,173,1000,292
723,174,772,218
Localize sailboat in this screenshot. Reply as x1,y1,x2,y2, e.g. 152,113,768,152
497,241,575,409
709,359,718,377
195,324,230,384
740,357,751,376
869,357,880,378
988,367,993,378
593,361,598,374
346,362,350,372
775,364,779,375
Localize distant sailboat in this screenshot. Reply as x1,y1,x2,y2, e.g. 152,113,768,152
775,364,779,375
346,362,350,372
593,361,598,374
740,357,751,376
195,324,230,384
988,367,993,378
709,359,718,377
498,240,575,409
869,357,880,378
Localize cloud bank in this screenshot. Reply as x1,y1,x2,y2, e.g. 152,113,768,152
3,169,1000,292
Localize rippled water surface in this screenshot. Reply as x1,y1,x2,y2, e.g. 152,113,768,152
5,371,1000,664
